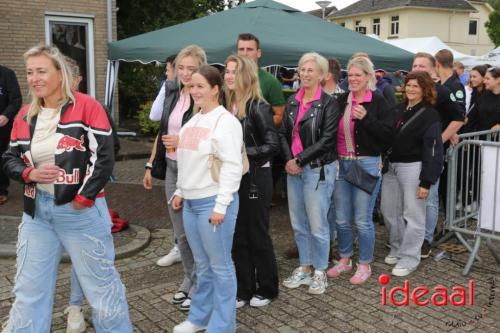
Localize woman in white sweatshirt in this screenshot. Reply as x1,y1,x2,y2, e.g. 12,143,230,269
172,65,243,333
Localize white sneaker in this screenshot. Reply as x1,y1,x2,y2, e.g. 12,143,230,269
249,295,271,307
283,267,312,289
64,305,86,333
465,202,478,213
156,245,181,267
308,270,328,294
180,298,191,311
173,320,206,333
173,291,188,304
392,265,417,277
384,255,399,265
236,297,247,309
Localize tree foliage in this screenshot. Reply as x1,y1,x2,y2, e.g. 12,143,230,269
485,10,500,47
488,0,500,10
116,0,244,122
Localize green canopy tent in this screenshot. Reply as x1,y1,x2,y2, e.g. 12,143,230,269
105,0,413,108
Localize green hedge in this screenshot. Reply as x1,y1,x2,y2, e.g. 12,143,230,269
137,101,160,136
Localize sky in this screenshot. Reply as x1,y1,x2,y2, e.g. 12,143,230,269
245,0,359,11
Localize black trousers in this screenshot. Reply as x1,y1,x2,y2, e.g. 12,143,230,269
0,137,10,195
232,167,279,301
457,147,480,205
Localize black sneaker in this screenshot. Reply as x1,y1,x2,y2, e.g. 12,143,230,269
421,240,432,259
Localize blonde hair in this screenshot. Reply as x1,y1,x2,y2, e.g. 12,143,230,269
298,52,328,80
65,56,80,78
175,45,207,87
347,56,377,91
24,45,74,121
224,55,263,120
351,52,369,60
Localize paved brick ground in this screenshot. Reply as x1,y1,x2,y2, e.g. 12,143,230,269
0,138,499,332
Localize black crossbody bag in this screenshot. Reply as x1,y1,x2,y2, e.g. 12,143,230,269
346,106,427,192
381,106,427,174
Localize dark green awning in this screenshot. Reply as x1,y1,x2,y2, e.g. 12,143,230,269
108,0,414,71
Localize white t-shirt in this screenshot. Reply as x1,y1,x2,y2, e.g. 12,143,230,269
31,107,60,194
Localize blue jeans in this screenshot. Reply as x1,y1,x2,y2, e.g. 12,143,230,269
425,181,440,242
69,267,84,305
183,195,239,333
335,157,381,264
287,162,336,271
8,191,132,333
327,192,337,243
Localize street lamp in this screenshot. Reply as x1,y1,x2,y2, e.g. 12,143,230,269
316,1,332,20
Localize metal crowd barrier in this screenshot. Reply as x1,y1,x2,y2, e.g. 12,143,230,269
440,129,500,275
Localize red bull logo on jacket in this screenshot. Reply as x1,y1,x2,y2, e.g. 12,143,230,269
55,134,86,154
56,168,80,185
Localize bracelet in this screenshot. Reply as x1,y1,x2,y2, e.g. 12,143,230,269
145,162,153,170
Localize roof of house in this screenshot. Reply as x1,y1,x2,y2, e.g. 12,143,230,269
307,6,338,18
330,0,477,18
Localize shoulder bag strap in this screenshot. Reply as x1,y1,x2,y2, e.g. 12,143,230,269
387,106,427,156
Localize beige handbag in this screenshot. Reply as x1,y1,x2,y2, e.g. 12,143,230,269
208,113,249,182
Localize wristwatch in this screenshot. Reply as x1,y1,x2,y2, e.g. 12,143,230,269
145,162,153,170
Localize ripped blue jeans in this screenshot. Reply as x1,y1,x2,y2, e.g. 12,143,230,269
8,190,132,333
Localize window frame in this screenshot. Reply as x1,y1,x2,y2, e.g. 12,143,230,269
44,14,96,97
372,18,381,36
468,19,478,36
390,15,399,36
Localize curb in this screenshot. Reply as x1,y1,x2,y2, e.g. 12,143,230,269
0,222,151,261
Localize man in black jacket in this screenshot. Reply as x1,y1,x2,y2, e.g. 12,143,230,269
435,49,466,115
0,65,22,204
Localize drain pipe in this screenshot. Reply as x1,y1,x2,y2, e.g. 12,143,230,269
107,0,113,43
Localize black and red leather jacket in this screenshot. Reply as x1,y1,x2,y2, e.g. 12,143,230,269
2,92,114,217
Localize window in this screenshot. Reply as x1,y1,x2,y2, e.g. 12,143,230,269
355,20,366,34
45,15,95,97
469,20,478,35
390,15,399,36
372,18,380,35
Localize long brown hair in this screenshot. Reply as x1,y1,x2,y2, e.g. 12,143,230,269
403,71,437,106
223,55,263,120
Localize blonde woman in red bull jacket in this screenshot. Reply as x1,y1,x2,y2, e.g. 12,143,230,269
1,45,131,332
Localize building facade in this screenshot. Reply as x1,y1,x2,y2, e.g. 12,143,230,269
330,0,494,56
0,0,116,104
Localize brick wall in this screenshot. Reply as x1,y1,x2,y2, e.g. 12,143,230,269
0,0,117,106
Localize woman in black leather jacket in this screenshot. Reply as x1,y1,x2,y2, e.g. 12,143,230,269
143,45,207,310
223,54,280,308
279,52,340,295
